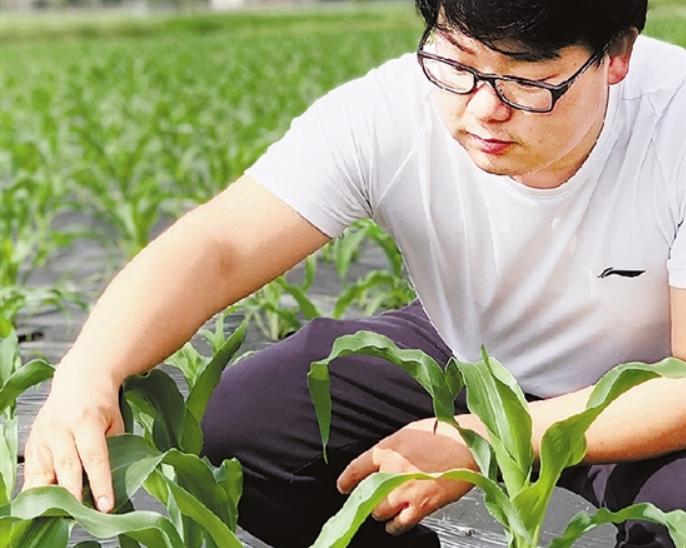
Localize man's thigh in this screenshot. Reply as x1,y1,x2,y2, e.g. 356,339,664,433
201,298,457,481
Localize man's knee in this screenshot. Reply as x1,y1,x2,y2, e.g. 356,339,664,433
200,317,340,466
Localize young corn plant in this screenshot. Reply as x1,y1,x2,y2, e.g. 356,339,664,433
0,314,249,548
329,221,416,319
0,177,85,326
307,331,686,548
238,254,322,341
0,319,55,510
320,220,371,281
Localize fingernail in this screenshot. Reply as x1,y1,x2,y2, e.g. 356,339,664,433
97,496,112,512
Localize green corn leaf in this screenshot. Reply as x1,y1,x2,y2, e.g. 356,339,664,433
458,350,533,498
165,343,207,389
123,390,156,442
142,468,170,508
441,359,499,479
119,386,135,434
161,450,231,526
0,321,18,388
186,319,247,423
199,309,236,356
452,420,499,482
118,533,142,548
0,359,54,415
332,271,397,319
6,516,72,548
311,468,528,548
0,486,184,547
107,434,164,512
159,471,242,548
302,254,317,292
514,358,686,534
2,434,242,548
308,330,454,463
213,458,243,531
362,292,386,317
0,418,18,505
0,516,26,548
124,370,185,451
306,360,333,463
362,223,404,277
74,541,102,548
275,278,321,320
549,503,686,548
443,357,464,400
180,412,203,456
335,228,368,281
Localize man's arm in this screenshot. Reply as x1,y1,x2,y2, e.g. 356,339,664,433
23,175,330,509
523,286,686,464
55,175,330,385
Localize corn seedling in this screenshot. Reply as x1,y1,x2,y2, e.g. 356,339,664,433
0,315,248,547
238,254,321,341
307,331,686,548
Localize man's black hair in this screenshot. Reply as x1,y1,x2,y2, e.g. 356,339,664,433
415,0,647,60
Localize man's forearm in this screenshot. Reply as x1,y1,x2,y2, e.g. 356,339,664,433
56,204,236,387
457,375,686,466
527,375,686,464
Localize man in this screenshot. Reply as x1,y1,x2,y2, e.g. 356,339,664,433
23,0,685,547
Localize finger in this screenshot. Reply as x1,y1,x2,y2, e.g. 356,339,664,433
337,448,377,494
371,497,405,522
51,434,83,502
22,442,57,491
385,504,422,536
371,479,415,521
106,412,125,437
74,424,114,513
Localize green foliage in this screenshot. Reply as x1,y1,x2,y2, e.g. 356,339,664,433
0,315,246,547
238,255,322,341
307,330,686,547
0,322,55,507
0,7,422,328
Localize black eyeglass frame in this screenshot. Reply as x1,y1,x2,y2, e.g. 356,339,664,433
416,26,609,113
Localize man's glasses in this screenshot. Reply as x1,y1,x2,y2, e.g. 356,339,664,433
416,27,608,113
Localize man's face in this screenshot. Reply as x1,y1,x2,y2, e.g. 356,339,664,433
429,26,620,187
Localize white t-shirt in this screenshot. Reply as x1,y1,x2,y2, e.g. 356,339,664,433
245,35,686,398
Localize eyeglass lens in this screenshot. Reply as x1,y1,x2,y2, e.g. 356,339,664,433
421,57,555,111
421,30,556,112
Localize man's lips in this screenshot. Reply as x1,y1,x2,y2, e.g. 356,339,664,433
466,132,514,154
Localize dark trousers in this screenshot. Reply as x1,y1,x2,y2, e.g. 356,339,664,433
201,300,685,547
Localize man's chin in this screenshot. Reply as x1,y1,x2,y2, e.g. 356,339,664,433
464,148,526,177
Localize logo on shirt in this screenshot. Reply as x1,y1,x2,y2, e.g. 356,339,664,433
598,268,646,279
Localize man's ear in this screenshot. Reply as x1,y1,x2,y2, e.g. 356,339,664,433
607,27,639,85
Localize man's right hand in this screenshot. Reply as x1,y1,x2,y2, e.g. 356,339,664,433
21,368,125,513
19,175,331,513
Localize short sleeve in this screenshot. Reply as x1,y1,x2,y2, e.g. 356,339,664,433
243,53,427,239
244,77,376,239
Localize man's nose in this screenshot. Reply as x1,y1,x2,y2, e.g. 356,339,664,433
465,80,513,122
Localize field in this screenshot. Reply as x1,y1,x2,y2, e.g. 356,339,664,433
1,1,686,547
2,0,686,328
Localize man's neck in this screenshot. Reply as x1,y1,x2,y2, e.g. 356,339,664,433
513,99,609,190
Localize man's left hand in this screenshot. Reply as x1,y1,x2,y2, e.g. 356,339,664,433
336,416,481,535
